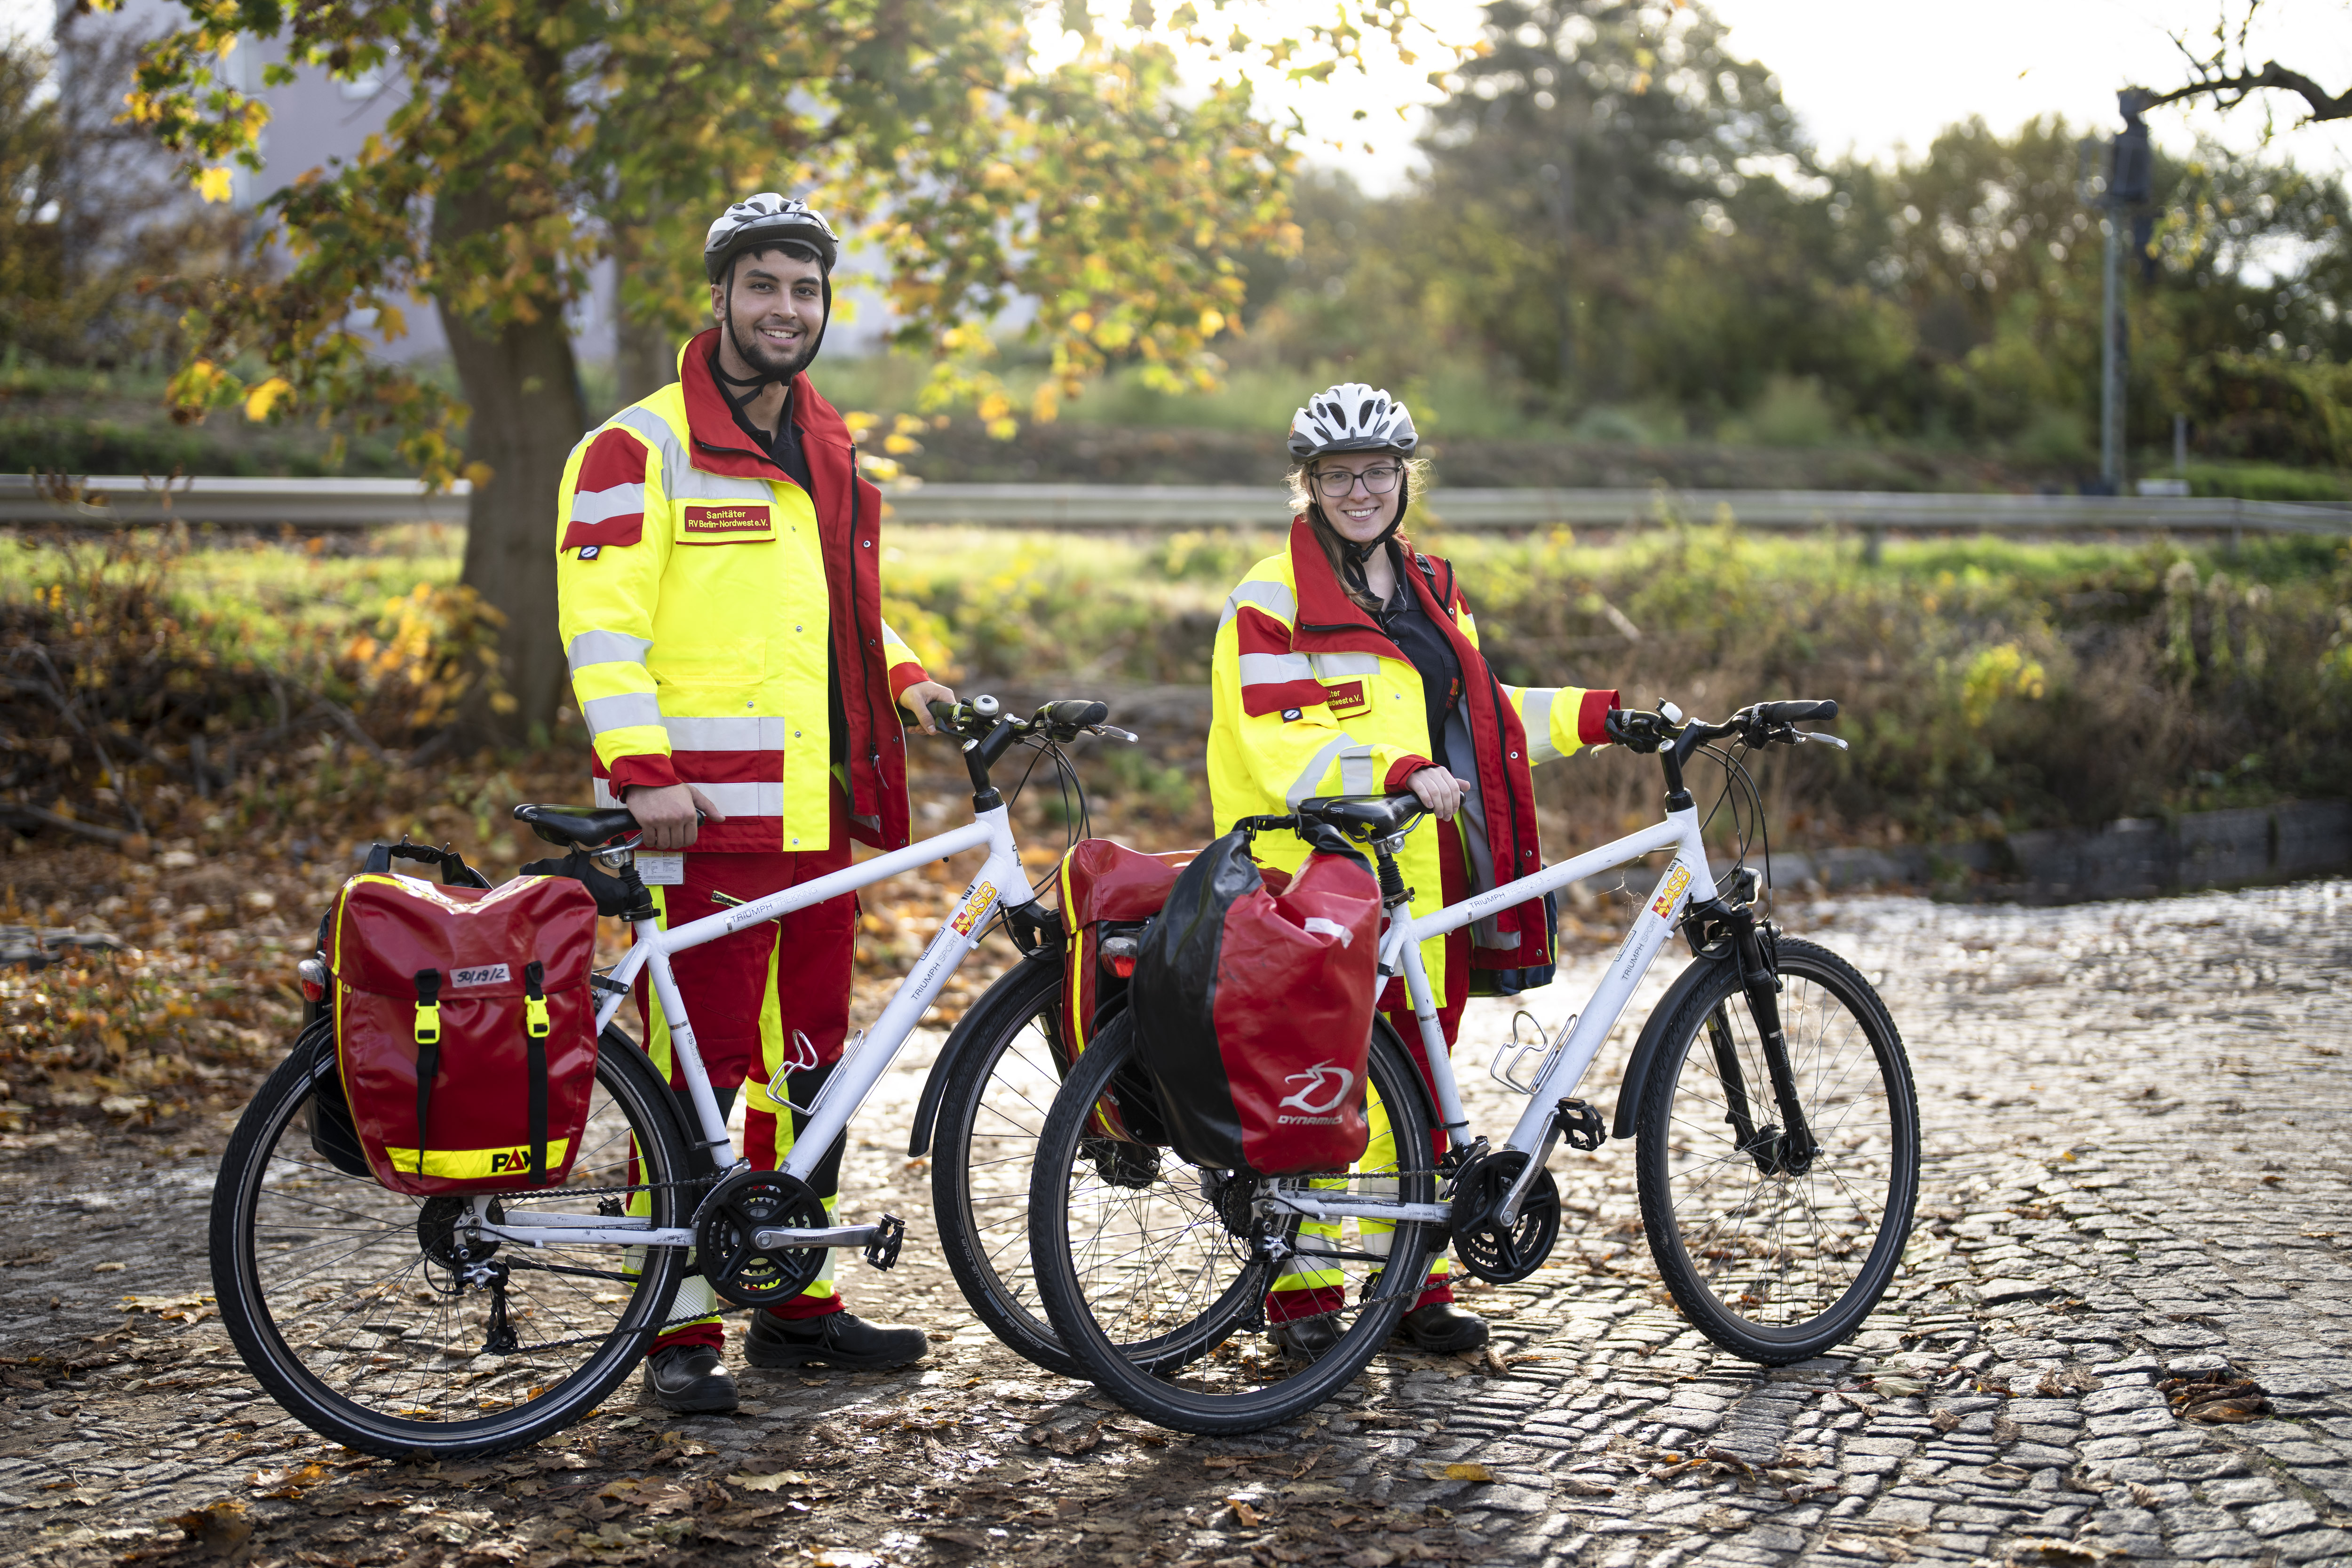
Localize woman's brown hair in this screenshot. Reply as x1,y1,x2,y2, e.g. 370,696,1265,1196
1286,452,1431,613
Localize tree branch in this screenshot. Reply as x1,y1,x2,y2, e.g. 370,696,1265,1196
2141,59,2352,124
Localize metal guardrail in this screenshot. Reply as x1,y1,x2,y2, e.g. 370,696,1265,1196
5,473,2348,536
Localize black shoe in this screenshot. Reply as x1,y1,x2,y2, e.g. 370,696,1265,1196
1397,1302,1489,1354
1269,1314,1343,1360
642,1343,738,1413
744,1310,928,1371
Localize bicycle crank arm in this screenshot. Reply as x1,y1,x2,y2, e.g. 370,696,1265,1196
750,1223,885,1251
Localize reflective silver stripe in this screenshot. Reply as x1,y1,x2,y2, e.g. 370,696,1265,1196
613,407,682,486
569,483,646,525
1238,651,1315,686
1309,651,1383,678
594,778,786,819
687,781,787,819
583,692,664,736
1519,687,1561,765
1285,738,1375,805
664,715,789,752
566,629,652,673
1219,578,1298,630
592,778,619,809
670,468,775,503
880,618,906,649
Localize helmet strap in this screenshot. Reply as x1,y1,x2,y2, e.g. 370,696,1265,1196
1322,470,1411,605
713,252,833,399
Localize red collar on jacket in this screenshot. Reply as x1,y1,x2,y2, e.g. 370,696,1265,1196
1286,517,1410,659
676,328,853,483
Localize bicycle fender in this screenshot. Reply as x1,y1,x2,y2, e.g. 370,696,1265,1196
906,955,1063,1158
1611,945,1735,1142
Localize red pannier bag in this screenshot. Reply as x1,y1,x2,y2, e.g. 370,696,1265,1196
1130,821,1383,1177
1053,839,1196,1144
330,871,601,1195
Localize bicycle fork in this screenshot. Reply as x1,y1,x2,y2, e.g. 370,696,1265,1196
1716,921,1817,1177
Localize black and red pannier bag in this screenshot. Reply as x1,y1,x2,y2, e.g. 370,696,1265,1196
330,872,601,1195
1131,822,1383,1177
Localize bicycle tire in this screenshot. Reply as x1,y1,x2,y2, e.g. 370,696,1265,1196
927,956,1083,1376
210,1022,693,1459
1634,935,1919,1364
1030,1014,1439,1435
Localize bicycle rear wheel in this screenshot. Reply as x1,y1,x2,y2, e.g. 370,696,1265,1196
210,1022,693,1459
928,955,1083,1376
1030,1014,1439,1435
1634,935,1919,1363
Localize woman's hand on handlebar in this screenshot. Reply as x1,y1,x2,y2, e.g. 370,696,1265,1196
1405,765,1465,821
900,680,958,736
621,783,726,851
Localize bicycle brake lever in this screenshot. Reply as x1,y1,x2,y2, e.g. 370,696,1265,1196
1090,725,1140,743
1796,731,1851,751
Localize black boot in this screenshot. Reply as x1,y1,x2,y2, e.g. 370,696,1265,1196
642,1343,738,1413
744,1310,928,1371
1397,1301,1489,1353
1269,1314,1343,1360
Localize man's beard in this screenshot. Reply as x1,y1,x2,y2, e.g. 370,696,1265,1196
727,311,821,382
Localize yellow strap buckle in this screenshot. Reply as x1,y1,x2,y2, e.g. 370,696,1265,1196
414,1001,442,1045
525,995,551,1039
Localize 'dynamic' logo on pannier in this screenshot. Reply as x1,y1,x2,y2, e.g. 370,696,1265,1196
1277,1062,1356,1121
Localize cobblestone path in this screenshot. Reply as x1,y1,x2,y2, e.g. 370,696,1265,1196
2,880,2346,1568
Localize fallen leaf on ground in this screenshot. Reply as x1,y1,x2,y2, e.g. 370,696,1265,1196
727,1471,810,1492
169,1500,254,1557
1227,1497,1263,1527
1424,1462,1494,1482
1556,1473,1614,1496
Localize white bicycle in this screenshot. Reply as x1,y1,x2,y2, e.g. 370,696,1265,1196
209,695,1120,1458
1027,698,1922,1433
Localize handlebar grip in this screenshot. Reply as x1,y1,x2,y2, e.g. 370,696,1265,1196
1039,699,1110,731
926,700,961,732
1755,699,1839,724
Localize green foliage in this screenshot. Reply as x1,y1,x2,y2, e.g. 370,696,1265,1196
2180,351,2349,468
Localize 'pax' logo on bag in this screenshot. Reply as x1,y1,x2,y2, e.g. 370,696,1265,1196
451,964,512,987
1277,1061,1356,1123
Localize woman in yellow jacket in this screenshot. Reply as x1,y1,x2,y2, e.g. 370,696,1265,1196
1208,384,1620,1357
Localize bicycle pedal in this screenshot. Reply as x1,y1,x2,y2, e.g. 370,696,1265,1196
1556,1098,1607,1152
863,1214,906,1270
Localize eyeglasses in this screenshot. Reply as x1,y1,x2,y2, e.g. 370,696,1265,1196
1312,464,1402,498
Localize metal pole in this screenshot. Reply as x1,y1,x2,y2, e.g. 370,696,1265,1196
2101,90,2153,498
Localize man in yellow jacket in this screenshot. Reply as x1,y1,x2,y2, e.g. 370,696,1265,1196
1208,384,1619,1356
556,194,954,1413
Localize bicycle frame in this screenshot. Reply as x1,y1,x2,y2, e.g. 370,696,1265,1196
469,800,1036,1252
1258,798,1716,1235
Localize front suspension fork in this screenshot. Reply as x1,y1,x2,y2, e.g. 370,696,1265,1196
1720,921,1815,1176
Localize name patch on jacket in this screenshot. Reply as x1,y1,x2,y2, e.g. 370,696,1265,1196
1321,679,1370,716
678,503,776,541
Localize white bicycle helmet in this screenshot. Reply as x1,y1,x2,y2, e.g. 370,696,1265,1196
1287,383,1418,460
704,193,840,282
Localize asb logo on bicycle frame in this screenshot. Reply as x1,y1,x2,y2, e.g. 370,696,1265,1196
1650,864,1692,920
950,882,997,939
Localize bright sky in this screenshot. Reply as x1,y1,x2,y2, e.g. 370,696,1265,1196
1279,0,2352,190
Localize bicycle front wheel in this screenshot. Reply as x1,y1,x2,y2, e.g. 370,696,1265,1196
209,1023,694,1459
928,955,1083,1376
1635,935,1919,1363
1030,1013,1439,1435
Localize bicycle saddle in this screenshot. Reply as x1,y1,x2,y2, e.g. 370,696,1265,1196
1295,792,1424,840
512,803,641,849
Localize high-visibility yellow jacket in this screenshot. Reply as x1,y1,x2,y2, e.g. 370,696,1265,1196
555,331,934,854
1208,519,1618,1007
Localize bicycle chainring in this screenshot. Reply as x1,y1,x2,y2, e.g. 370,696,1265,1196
1446,1151,1561,1285
694,1170,830,1310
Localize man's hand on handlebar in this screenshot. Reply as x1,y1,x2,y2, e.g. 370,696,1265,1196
621,783,726,852
1603,707,1669,754
1405,765,1465,821
899,681,958,736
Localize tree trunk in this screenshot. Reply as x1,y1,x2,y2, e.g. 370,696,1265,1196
612,223,682,406
437,186,588,748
